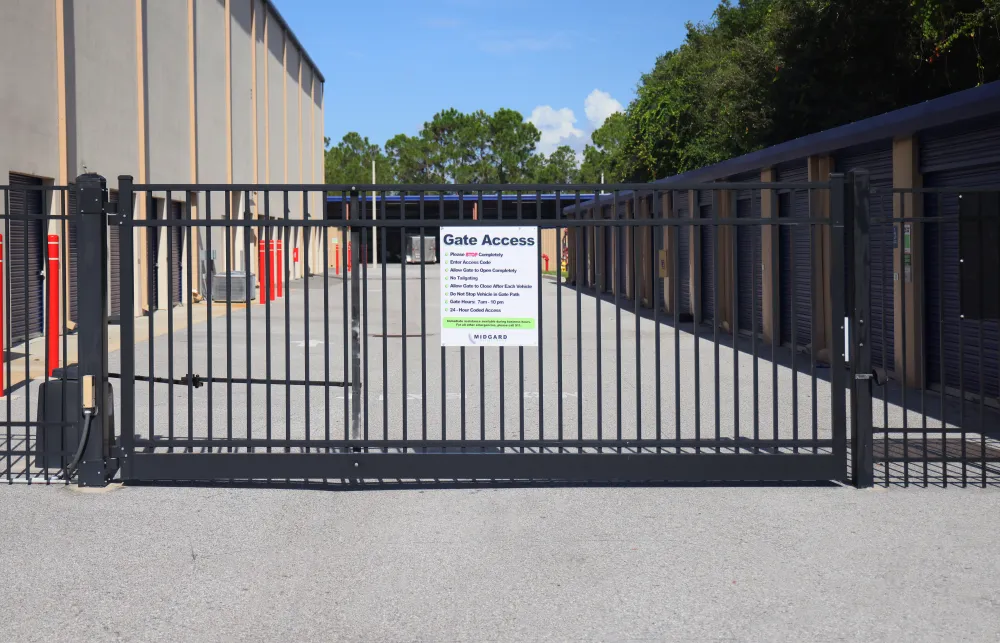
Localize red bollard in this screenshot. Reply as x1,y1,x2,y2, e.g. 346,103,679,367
258,240,268,304
268,240,276,301
0,234,4,396
47,235,60,377
543,254,550,272
276,240,283,297
347,243,352,273
335,243,340,276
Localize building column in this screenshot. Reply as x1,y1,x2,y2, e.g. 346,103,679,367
760,168,779,345
809,155,834,362
894,136,923,388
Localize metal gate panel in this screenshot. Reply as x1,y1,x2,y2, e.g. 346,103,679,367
836,141,894,372
7,173,45,343
777,163,811,348
924,165,1000,401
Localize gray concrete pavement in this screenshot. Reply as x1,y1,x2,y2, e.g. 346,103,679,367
1,483,999,642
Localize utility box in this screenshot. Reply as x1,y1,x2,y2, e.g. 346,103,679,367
35,366,115,472
405,235,438,264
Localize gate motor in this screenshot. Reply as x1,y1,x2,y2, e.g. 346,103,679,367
35,365,115,479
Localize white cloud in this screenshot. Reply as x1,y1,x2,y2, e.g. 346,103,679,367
584,89,623,128
528,106,584,155
528,89,623,158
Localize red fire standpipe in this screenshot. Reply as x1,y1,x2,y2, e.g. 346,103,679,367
335,243,340,276
268,240,276,302
543,254,550,272
258,240,267,304
276,240,283,297
47,235,60,376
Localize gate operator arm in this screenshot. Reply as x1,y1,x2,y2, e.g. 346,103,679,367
63,375,97,481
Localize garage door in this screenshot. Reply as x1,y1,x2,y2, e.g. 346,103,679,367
777,163,811,348
8,173,45,343
68,187,78,324
675,190,691,316
736,195,763,335
923,165,1000,401
109,191,122,320
169,201,183,306
699,195,715,324
836,141,894,373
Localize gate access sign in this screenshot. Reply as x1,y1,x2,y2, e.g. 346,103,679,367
440,226,539,347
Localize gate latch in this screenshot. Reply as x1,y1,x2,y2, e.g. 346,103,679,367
854,368,887,386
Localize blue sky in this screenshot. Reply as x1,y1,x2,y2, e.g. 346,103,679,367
278,0,721,156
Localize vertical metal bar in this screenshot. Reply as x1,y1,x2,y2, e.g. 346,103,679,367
166,191,175,442
635,197,643,447
790,189,800,454
361,193,369,445
978,193,987,488
185,192,194,447
350,196,362,443
752,190,760,452
118,178,135,478
262,196,272,449
478,191,485,444
882,195,890,475
342,194,349,442
323,200,330,446
693,191,702,453
303,192,311,447
205,193,214,444
496,191,504,446
672,192,681,453
850,171,873,488
958,195,966,487
913,193,927,485
562,191,571,453
730,190,740,451
22,183,30,475
243,191,253,446
438,193,445,447
712,192,720,453
460,192,466,444
224,192,232,448
382,195,389,446
614,191,622,452
595,202,603,449
655,192,663,452
75,174,110,486
899,215,908,485
401,191,408,443
536,191,544,451
3,188,9,483
810,191,818,453
284,197,292,449
770,186,780,447
829,175,848,480
516,191,524,451
420,192,427,443
937,193,947,486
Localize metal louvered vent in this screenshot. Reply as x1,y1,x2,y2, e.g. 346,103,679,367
211,271,256,303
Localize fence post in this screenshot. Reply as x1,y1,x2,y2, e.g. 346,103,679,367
76,174,113,487
829,173,848,482
848,169,874,488
348,191,362,443
117,176,135,481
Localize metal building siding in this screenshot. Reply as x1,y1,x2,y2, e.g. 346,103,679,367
108,191,121,319
736,197,763,335
776,163,812,348
920,116,1000,174
7,174,45,343
169,201,183,306
675,191,691,315
923,164,1000,401
836,141,895,372
699,202,715,322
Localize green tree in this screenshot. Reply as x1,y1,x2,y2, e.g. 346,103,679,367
579,112,630,183
529,146,580,184
324,132,391,186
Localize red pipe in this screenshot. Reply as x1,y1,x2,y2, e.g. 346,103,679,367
347,242,352,273
335,243,340,276
47,235,59,377
268,240,276,301
543,254,550,272
258,240,267,304
276,240,283,298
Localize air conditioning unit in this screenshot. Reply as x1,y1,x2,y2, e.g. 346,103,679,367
211,271,256,303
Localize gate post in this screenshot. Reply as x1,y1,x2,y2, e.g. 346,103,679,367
829,173,848,481
847,170,874,488
76,174,113,487
348,191,362,443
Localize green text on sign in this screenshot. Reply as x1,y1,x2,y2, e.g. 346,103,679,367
442,317,537,330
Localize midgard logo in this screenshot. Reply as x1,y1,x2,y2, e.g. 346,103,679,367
468,333,508,345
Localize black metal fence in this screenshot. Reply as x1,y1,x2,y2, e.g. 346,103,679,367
2,172,996,487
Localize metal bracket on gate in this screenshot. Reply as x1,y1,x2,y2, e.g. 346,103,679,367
854,367,887,386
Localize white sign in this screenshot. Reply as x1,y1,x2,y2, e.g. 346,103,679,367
440,226,539,347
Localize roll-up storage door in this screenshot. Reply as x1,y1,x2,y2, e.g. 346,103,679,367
675,191,691,316
8,173,45,343
923,166,1000,402
68,187,78,324
108,191,122,320
699,191,715,324
169,200,183,306
836,141,894,372
777,163,811,348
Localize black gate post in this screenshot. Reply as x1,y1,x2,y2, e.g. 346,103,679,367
829,173,848,482
848,169,874,488
117,176,135,481
76,173,113,487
